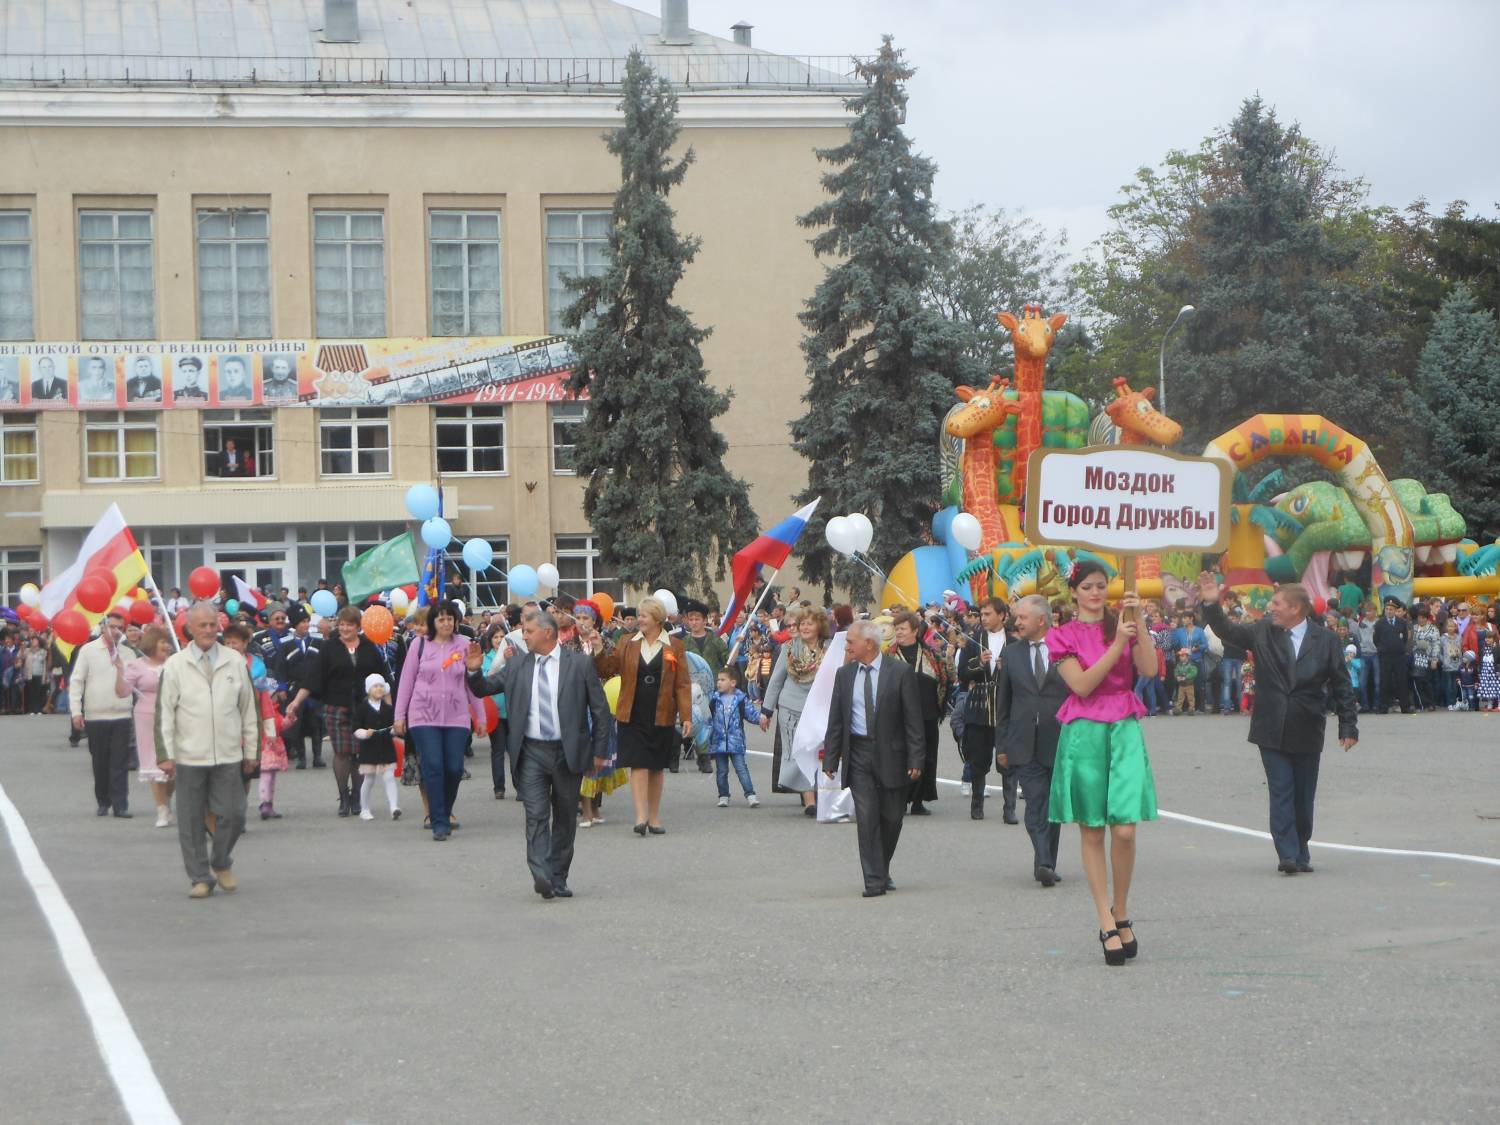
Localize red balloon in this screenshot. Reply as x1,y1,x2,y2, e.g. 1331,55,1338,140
481,695,499,734
188,566,220,600
52,609,89,646
15,603,32,623
30,612,49,632
75,574,114,614
128,599,157,626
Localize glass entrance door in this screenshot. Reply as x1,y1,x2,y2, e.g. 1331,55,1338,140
212,549,288,604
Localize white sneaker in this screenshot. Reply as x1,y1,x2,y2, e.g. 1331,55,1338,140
961,782,972,797
578,818,592,828
154,807,170,829
747,794,760,807
359,809,374,821
717,796,730,808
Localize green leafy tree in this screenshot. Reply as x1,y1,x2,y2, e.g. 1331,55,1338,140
791,37,967,601
1405,284,1500,540
561,50,757,593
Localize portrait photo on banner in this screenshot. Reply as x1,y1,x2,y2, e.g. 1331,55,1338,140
172,354,210,403
123,354,163,403
216,354,256,403
77,354,118,404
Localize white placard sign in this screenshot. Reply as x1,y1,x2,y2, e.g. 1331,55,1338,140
1023,447,1232,554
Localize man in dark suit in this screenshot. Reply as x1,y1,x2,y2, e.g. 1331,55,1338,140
1372,596,1412,714
823,619,926,897
30,356,68,400
467,610,611,900
1199,573,1358,875
995,595,1069,887
125,356,162,402
960,597,1018,822
273,610,323,769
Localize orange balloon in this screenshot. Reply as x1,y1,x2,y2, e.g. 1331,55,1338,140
362,605,395,646
591,592,615,625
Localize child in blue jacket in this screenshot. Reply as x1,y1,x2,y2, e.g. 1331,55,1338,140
709,669,761,808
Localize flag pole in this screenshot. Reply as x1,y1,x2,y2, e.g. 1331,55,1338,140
724,566,782,667
140,567,182,651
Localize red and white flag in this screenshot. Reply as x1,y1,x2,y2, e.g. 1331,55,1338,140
39,503,149,620
232,575,267,612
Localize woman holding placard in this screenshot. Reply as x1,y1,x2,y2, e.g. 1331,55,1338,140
1047,561,1159,966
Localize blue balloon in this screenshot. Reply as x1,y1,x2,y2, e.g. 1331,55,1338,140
462,537,493,571
405,484,441,522
509,564,539,599
421,517,453,551
310,589,338,618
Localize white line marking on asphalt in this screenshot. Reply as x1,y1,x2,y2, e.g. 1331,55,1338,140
744,749,1500,869
0,782,181,1124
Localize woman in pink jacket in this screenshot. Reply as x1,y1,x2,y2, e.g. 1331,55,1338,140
394,599,482,841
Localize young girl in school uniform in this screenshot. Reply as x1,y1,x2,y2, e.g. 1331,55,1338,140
354,674,401,820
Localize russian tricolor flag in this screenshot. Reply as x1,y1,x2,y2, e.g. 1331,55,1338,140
717,499,820,636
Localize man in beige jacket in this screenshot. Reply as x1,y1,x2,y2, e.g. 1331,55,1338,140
156,601,259,898
70,607,137,817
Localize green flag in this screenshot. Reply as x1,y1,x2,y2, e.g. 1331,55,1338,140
341,532,421,604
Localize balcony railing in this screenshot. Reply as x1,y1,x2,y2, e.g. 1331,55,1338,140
0,53,865,92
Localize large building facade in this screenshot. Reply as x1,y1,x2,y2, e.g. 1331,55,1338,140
0,1,854,607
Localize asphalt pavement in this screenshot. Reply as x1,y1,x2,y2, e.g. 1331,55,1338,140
1,710,1497,1124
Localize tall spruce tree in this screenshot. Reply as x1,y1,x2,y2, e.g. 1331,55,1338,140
791,37,966,601
561,51,756,594
1167,97,1402,459
1405,284,1500,540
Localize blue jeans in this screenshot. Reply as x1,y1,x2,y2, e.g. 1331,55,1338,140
411,725,468,832
1135,675,1164,714
1219,659,1243,712
715,753,755,798
1359,655,1380,710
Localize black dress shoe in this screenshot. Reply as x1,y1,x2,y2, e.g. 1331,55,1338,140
970,806,984,820
112,809,133,818
908,804,930,816
96,806,109,817
295,759,307,770
862,887,886,898
1277,860,1298,875
633,822,648,836
803,805,817,818
494,789,506,800
1296,861,1314,873
533,878,555,899
884,878,896,891
1034,864,1057,887
552,883,573,898
1003,810,1019,825
648,825,666,835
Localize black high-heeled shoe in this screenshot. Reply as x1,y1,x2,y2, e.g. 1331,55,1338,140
1098,929,1127,966
1112,915,1139,959
633,822,648,836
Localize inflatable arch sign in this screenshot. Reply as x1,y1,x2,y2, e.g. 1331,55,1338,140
1024,447,1232,557
1202,414,1415,606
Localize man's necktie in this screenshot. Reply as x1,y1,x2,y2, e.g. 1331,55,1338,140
1033,643,1046,683
537,655,556,739
862,664,875,733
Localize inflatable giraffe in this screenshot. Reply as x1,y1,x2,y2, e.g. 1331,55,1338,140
945,374,1023,601
996,303,1068,509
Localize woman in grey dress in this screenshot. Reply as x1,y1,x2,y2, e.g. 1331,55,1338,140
758,606,829,817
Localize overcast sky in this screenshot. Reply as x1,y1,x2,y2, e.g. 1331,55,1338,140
678,0,1500,255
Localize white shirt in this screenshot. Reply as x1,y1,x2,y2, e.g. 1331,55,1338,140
850,654,882,738
986,629,1005,667
1029,639,1050,675
1288,619,1309,658
526,648,563,741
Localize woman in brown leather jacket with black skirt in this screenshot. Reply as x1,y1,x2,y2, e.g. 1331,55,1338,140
594,596,693,835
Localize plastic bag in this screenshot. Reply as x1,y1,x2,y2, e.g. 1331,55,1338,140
816,769,854,822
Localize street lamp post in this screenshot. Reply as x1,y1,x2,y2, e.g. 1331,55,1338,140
1158,304,1196,413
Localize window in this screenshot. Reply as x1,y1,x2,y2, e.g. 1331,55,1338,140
84,411,159,481
0,547,41,603
319,407,389,476
314,211,386,337
140,527,204,595
197,209,271,338
429,210,503,335
550,401,586,473
555,534,621,601
294,522,406,592
464,535,509,609
0,211,32,340
545,210,610,334
79,210,154,340
434,404,506,475
1,412,38,483
203,409,275,479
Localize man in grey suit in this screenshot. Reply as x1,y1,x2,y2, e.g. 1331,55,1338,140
995,595,1069,888
823,620,926,898
1198,573,1358,875
466,611,611,900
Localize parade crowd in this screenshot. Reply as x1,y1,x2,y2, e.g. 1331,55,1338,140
6,569,1492,961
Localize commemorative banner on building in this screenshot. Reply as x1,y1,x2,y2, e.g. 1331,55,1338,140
0,334,586,410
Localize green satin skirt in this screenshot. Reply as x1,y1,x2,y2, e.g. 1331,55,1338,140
1048,718,1158,827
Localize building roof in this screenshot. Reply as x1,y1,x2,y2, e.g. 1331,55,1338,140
0,1,859,90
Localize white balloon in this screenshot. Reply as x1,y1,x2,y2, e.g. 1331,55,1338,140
404,600,423,619
825,516,857,556
389,588,410,611
537,563,561,588
950,512,983,551
652,588,679,616
18,582,41,607
847,513,874,554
